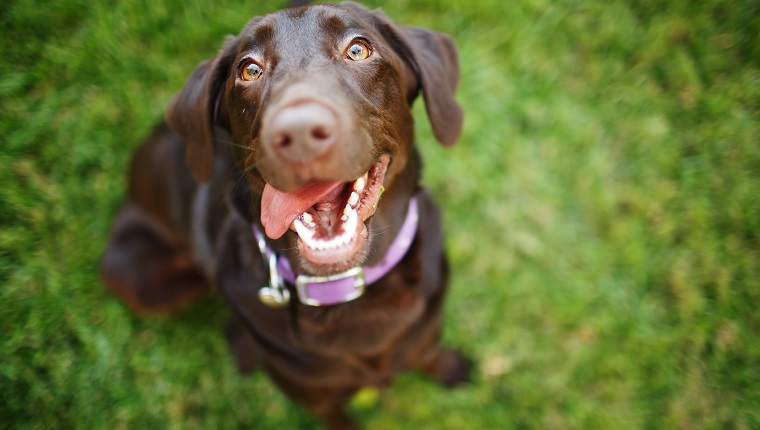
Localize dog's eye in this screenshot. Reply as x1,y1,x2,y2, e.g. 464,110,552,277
345,40,371,61
241,61,264,81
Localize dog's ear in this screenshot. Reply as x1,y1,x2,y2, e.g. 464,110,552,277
165,36,239,182
371,11,463,146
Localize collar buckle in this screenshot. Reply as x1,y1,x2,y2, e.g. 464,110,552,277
295,266,366,306
256,232,291,308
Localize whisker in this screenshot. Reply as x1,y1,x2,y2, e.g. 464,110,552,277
217,138,254,151
222,179,239,201
369,223,396,237
274,244,298,253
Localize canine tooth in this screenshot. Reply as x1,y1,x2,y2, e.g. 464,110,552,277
344,204,353,217
302,212,313,224
348,192,359,207
343,206,358,233
293,219,315,241
353,177,365,192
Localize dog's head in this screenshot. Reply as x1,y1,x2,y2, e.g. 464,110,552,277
166,2,462,275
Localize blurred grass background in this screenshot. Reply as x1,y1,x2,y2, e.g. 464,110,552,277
2,0,759,428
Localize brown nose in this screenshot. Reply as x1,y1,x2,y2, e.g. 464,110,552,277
264,102,338,164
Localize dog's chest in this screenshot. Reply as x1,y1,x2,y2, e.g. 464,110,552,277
288,282,427,355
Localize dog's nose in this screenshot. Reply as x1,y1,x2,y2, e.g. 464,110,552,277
265,102,338,164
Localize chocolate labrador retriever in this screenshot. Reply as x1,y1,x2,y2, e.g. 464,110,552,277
102,2,469,428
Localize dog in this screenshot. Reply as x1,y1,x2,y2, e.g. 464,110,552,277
102,2,469,428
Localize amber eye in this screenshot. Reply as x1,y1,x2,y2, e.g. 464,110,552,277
241,61,263,81
345,40,371,61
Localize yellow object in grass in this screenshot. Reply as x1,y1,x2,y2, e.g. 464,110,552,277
351,386,379,409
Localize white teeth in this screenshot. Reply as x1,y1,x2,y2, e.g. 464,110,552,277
343,205,358,234
348,192,359,207
340,203,355,222
353,177,365,192
291,181,367,253
293,219,315,241
294,206,358,252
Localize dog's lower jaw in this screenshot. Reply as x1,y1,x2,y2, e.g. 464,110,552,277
287,154,390,275
294,211,368,268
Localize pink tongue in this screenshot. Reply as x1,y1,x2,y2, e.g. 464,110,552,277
261,181,343,239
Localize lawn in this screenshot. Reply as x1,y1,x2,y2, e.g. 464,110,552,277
2,0,759,428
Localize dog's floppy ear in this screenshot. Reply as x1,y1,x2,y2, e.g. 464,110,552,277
165,36,239,182
372,11,463,146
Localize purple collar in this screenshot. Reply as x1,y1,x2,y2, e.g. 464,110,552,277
252,197,419,307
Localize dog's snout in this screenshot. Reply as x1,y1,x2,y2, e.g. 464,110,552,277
265,102,338,164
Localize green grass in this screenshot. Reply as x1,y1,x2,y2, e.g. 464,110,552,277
2,0,759,428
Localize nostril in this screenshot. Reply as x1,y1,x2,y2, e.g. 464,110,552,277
311,126,331,141
275,133,292,148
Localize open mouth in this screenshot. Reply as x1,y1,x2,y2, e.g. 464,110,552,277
260,154,390,270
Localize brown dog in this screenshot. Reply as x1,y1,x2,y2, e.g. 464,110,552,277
102,2,469,428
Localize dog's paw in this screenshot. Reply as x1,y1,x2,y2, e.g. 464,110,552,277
423,348,473,388
440,349,473,388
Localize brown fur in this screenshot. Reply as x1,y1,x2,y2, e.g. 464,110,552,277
102,3,469,428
